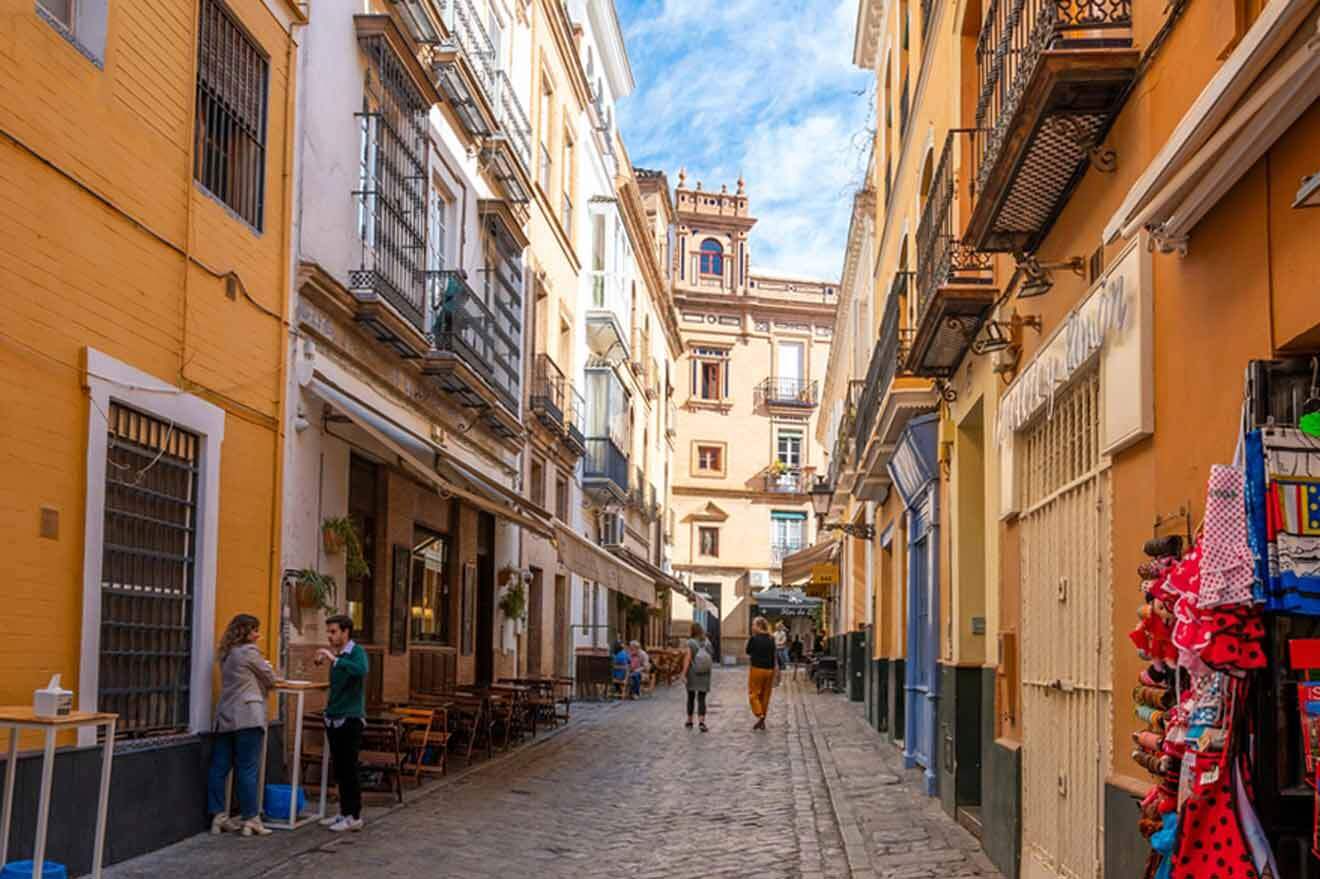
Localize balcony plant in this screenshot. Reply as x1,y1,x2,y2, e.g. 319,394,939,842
292,568,337,613
322,516,370,579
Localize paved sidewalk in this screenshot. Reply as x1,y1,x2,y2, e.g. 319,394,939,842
101,669,999,879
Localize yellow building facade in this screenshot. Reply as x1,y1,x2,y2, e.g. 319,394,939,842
831,1,1320,877
0,0,302,867
665,175,836,659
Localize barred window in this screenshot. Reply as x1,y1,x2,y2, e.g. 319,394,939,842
194,0,269,230
100,403,201,738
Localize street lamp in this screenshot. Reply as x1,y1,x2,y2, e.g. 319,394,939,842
809,476,875,541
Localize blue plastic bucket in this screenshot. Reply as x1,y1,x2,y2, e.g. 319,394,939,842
1,861,68,879
263,784,306,820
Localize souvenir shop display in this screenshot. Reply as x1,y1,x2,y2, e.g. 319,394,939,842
1289,639,1320,857
1131,464,1279,879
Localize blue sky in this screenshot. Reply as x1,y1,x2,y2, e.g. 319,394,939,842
615,0,873,281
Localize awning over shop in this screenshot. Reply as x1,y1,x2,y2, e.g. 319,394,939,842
554,524,656,605
752,587,822,617
1103,1,1320,250
780,540,840,585
309,377,554,540
607,546,686,597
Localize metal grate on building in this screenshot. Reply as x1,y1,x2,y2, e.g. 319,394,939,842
1016,369,1113,879
194,0,269,230
100,403,201,738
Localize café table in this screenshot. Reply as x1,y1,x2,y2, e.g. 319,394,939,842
257,681,329,830
0,707,117,879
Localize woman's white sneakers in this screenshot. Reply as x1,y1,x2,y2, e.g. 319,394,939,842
326,815,364,833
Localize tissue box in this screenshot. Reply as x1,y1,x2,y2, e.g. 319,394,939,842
33,675,73,718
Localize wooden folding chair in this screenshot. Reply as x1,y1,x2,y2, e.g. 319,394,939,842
358,719,404,804
397,706,449,784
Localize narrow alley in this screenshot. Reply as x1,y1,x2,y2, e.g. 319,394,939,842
103,671,998,879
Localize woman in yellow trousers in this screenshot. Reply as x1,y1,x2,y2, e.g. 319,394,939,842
745,616,778,730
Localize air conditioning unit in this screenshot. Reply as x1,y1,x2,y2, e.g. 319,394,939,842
600,512,625,547
748,570,770,590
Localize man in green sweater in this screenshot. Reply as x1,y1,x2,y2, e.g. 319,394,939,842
314,614,368,832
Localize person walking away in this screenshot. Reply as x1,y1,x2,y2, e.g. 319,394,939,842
208,614,276,836
773,622,790,686
315,615,369,832
678,622,714,731
627,641,649,698
790,635,804,664
746,617,778,730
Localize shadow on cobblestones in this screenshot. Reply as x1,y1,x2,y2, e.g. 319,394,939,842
103,669,1000,879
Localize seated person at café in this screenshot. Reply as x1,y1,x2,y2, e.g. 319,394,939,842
627,640,650,698
612,641,631,696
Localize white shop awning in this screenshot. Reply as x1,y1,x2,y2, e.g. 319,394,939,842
554,524,656,605
309,376,554,540
1104,0,1320,251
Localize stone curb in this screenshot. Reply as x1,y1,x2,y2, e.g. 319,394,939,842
790,678,879,879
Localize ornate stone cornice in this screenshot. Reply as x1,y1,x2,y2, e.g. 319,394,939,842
852,0,886,69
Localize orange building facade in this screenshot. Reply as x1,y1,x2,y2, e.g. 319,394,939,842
0,0,303,869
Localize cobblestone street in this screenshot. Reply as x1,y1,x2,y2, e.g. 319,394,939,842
105,669,1000,879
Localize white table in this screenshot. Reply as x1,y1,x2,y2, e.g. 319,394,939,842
0,707,117,879
259,682,328,830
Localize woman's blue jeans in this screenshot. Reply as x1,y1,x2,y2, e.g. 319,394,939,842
207,727,265,819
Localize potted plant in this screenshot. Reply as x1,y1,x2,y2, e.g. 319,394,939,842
626,600,650,628
292,568,338,613
322,517,370,579
498,581,527,622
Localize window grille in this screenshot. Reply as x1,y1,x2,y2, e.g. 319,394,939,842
99,403,201,738
1018,369,1101,512
194,0,268,229
354,33,429,331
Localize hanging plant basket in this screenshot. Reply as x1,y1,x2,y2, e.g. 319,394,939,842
321,517,370,579
292,568,337,613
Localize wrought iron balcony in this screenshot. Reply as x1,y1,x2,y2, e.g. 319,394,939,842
422,269,521,435
565,382,586,455
965,0,1137,252
428,0,498,137
911,130,996,377
530,353,566,431
584,438,629,501
481,70,532,203
853,276,939,501
757,377,819,410
771,541,807,564
764,468,807,495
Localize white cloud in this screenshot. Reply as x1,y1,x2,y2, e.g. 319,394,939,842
617,0,872,280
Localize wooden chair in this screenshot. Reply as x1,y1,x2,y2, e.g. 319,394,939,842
446,692,491,764
396,706,449,784
357,718,404,804
296,712,328,793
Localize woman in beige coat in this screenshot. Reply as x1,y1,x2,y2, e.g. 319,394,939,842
208,614,276,836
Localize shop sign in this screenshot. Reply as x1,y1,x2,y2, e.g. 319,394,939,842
811,564,838,586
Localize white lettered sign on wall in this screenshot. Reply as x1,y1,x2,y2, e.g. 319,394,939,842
998,236,1153,520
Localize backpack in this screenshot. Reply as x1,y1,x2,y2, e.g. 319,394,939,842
690,639,714,676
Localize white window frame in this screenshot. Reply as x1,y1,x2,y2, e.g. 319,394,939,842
78,348,226,745
777,429,803,468
37,0,110,65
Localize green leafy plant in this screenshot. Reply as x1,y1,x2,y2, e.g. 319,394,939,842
499,582,527,621
292,568,338,613
322,517,369,579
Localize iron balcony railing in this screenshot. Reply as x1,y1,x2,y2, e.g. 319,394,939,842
584,438,629,493
566,382,586,452
758,377,819,408
974,0,1133,197
771,541,807,564
491,69,532,174
915,130,994,323
429,269,520,411
764,468,807,494
854,275,910,454
438,0,497,105
530,353,566,427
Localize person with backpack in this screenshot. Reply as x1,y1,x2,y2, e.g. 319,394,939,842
678,622,715,732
